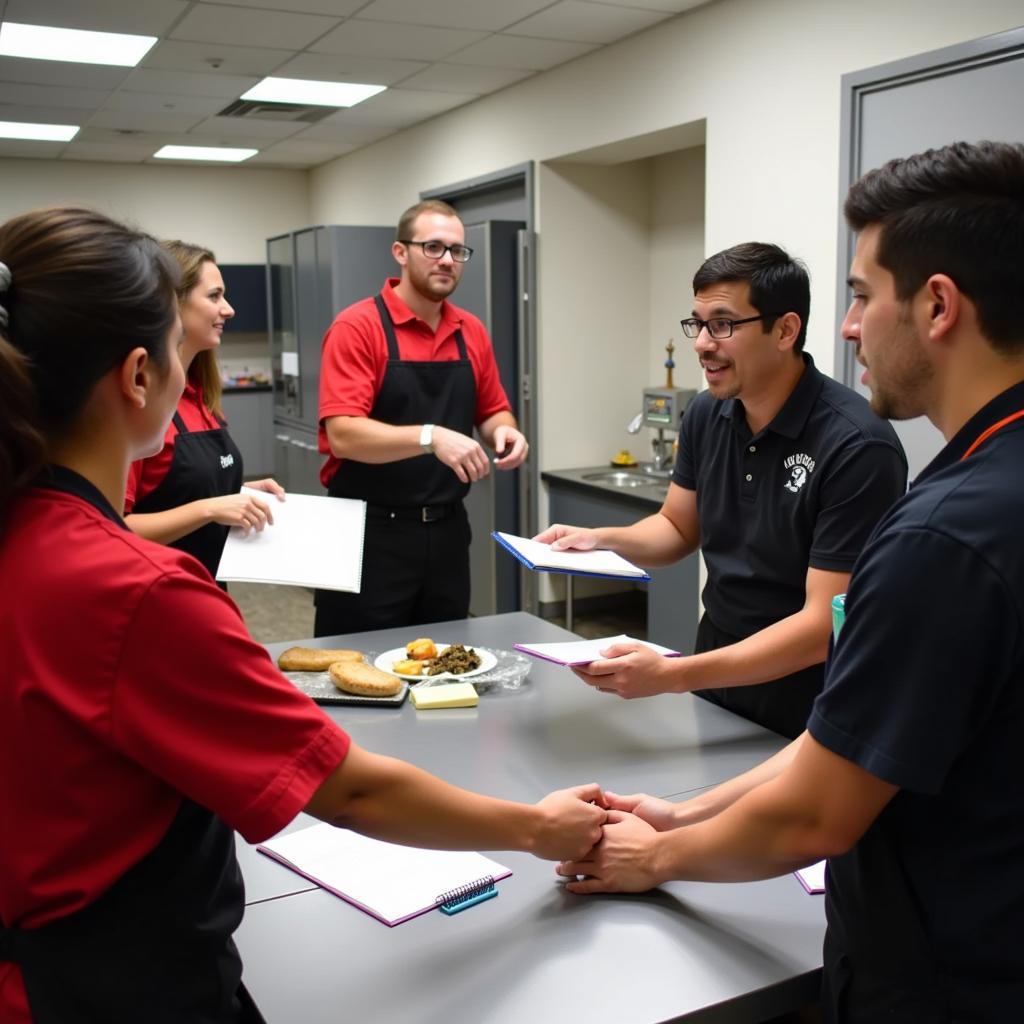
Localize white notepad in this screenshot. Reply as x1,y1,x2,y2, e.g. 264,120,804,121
794,860,826,894
215,488,366,592
492,531,651,581
514,635,681,666
257,823,512,926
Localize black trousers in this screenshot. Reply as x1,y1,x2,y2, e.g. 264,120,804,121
691,613,825,740
313,504,471,637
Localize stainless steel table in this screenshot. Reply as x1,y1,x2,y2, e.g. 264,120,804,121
236,613,823,1022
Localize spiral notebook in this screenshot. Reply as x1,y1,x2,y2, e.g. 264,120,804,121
216,488,366,592
257,822,512,926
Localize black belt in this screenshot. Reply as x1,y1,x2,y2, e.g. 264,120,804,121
365,502,458,523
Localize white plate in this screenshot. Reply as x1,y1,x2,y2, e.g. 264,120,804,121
374,644,497,681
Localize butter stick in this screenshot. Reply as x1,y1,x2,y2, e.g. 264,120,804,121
410,682,479,710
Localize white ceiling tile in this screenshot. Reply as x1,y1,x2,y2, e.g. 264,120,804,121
0,56,132,90
170,4,341,50
290,118,396,144
0,82,111,111
309,20,487,62
197,0,365,15
248,138,360,166
140,40,295,77
355,0,555,32
76,126,170,144
0,138,69,158
3,0,189,35
0,102,89,125
507,0,670,44
445,34,599,70
121,68,258,97
398,63,534,95
272,52,427,87
336,87,478,127
587,0,709,11
188,115,306,139
88,108,205,132
59,140,156,161
102,91,228,116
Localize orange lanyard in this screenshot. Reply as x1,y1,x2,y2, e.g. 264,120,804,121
960,409,1024,461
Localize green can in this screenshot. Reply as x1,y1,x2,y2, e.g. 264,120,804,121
832,593,846,640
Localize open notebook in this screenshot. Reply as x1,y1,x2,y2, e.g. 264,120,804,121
257,823,512,926
514,635,680,666
493,531,650,581
216,488,366,592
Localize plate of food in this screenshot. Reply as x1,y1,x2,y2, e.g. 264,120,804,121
374,639,497,681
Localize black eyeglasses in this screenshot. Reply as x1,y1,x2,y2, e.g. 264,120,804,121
680,314,770,340
399,239,474,263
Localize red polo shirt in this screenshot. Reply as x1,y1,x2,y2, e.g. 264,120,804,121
0,471,350,1021
317,278,511,486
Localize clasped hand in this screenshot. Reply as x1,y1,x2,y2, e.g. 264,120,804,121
554,790,679,894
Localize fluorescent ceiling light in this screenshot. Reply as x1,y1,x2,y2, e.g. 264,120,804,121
0,120,79,141
154,145,258,163
0,22,156,67
241,77,386,108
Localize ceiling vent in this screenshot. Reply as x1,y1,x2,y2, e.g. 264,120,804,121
217,99,334,124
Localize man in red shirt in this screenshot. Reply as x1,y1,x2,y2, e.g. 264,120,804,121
315,199,528,636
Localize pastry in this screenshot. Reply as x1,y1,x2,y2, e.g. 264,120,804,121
406,638,437,661
392,659,424,675
329,661,403,698
277,647,363,672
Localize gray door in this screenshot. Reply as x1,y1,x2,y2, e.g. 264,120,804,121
457,221,527,617
837,27,1024,478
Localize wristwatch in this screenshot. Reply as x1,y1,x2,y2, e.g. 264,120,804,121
419,423,435,454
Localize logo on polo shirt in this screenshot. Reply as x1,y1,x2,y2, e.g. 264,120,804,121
783,452,815,493
220,454,235,469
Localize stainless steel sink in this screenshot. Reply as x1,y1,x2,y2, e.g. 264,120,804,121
582,471,652,488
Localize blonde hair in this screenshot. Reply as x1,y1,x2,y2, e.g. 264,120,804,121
161,239,223,418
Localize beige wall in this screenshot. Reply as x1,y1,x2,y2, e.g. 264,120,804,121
307,0,1022,472
0,160,309,262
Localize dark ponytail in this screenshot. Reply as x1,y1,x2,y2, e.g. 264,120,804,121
0,207,179,520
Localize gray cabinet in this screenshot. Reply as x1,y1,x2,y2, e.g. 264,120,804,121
222,389,274,479
546,479,698,654
267,224,395,492
273,425,323,496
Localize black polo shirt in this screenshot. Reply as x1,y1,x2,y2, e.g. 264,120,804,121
673,354,907,640
809,380,1024,1021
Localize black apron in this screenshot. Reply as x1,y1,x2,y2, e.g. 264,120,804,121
0,799,265,1023
133,409,244,579
326,293,477,506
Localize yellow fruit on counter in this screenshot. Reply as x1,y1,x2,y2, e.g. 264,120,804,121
611,449,637,466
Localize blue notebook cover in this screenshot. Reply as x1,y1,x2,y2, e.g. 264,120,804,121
492,531,651,582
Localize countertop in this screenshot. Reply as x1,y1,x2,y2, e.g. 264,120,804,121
541,464,670,509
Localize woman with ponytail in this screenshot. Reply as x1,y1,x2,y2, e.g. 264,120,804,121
0,208,604,1024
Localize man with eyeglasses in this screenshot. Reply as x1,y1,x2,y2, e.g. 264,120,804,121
558,139,1024,1024
315,199,527,635
537,242,906,738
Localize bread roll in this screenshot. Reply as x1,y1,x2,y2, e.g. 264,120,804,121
406,638,437,661
329,661,403,698
278,647,363,672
